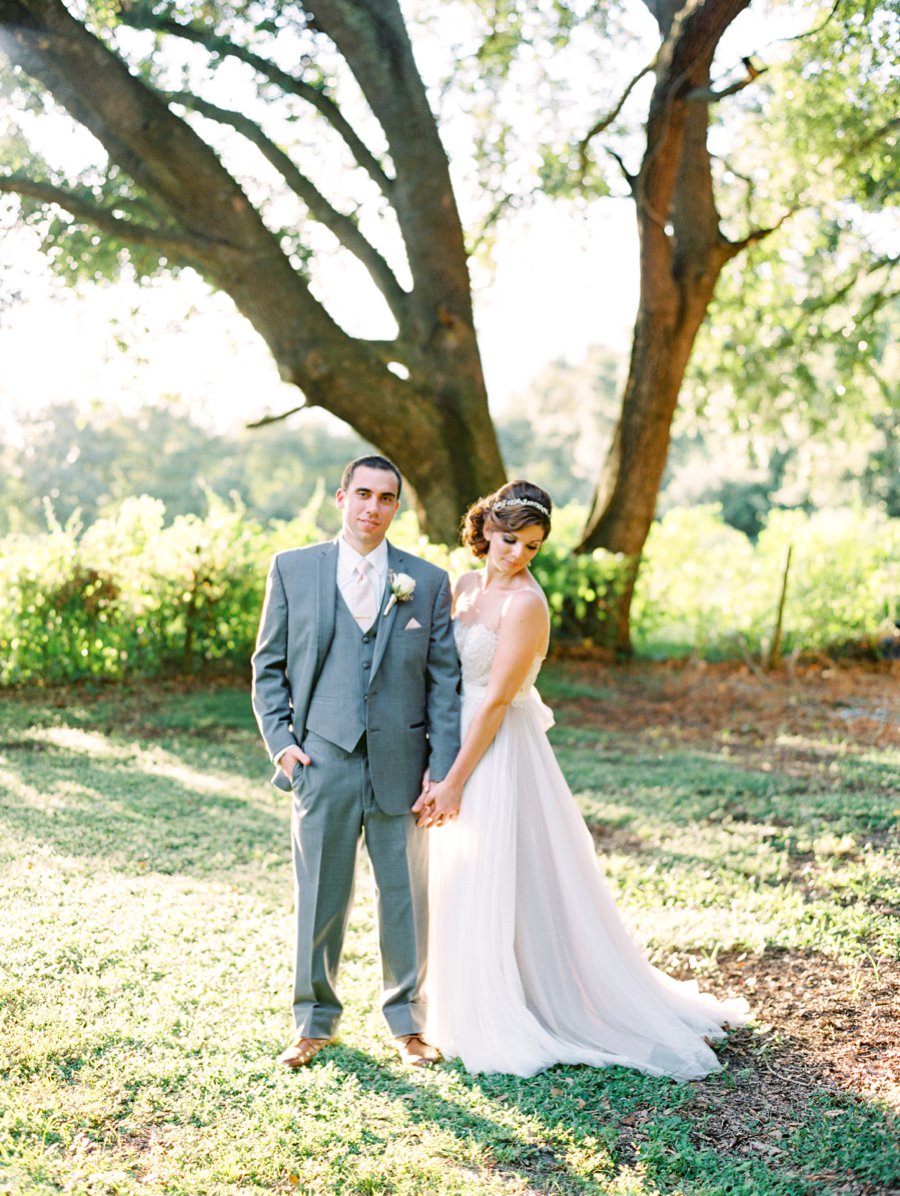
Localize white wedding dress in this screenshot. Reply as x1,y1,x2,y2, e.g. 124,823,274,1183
424,620,749,1079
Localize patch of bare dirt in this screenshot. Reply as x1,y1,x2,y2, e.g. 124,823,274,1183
553,659,900,758
610,950,899,1192
710,948,900,1112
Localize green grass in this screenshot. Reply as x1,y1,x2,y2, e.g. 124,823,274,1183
0,678,897,1195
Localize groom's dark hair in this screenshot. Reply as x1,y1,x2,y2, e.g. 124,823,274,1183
341,455,403,499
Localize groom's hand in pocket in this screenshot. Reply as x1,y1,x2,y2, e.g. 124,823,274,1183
279,744,312,778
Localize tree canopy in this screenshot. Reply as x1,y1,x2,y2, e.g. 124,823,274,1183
0,0,505,540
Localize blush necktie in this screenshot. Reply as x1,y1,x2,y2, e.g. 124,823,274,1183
350,558,377,631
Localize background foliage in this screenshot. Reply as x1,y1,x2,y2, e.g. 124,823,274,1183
4,347,897,545
1,492,895,686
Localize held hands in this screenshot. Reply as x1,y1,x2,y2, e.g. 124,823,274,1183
412,774,462,829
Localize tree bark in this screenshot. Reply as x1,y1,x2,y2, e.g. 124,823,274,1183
0,0,504,541
578,0,751,649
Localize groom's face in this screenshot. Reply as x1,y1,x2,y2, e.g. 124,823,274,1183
336,465,401,554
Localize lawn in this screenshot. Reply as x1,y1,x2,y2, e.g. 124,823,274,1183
0,661,897,1195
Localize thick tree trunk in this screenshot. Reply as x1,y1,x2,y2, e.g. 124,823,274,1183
282,322,501,540
0,0,504,543
578,0,750,651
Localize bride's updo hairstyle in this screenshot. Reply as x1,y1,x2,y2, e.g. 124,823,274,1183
462,480,553,559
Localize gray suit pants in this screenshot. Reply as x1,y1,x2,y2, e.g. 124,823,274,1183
289,731,428,1038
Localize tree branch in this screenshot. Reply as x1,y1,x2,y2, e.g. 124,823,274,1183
724,206,798,258
636,0,753,236
780,0,843,44
0,174,210,258
684,56,768,104
605,147,639,196
245,404,308,428
839,115,900,166
467,190,531,255
860,275,899,312
304,0,475,321
578,60,655,179
770,281,899,361
0,0,355,354
166,91,408,325
713,152,766,241
796,255,898,323
118,4,393,197
0,2,284,257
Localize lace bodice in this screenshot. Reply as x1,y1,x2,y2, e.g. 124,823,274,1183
454,620,543,701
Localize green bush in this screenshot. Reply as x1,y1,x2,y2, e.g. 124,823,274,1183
532,546,631,644
755,508,899,653
0,496,276,685
634,505,761,658
633,504,899,658
0,497,895,685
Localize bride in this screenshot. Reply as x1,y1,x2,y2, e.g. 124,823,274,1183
412,480,748,1079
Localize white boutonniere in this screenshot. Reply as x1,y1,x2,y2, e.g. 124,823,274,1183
384,570,415,615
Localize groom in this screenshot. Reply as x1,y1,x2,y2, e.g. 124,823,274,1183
251,455,460,1068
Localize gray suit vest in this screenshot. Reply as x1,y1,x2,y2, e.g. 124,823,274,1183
304,592,376,752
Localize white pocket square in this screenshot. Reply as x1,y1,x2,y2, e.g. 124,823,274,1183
405,617,422,629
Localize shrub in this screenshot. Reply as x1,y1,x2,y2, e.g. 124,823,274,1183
0,497,895,685
633,504,899,658
633,506,761,658
755,508,899,656
0,496,271,684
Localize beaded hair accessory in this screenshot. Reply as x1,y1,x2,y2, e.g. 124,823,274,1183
492,497,550,518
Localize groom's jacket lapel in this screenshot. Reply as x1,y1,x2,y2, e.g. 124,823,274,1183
312,540,339,685
370,543,403,681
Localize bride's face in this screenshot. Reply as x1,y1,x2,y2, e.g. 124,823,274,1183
484,521,545,576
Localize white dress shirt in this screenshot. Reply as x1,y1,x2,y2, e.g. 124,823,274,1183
337,536,388,615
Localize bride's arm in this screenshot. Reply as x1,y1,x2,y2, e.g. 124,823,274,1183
449,570,477,617
414,590,549,827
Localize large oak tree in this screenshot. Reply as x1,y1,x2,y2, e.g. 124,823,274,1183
0,0,504,540
462,0,896,649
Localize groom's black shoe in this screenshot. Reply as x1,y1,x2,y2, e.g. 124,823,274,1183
395,1033,441,1068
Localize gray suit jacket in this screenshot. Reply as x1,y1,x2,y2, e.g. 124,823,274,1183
251,539,461,815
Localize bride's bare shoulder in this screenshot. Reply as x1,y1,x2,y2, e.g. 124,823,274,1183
453,570,482,599
502,583,549,625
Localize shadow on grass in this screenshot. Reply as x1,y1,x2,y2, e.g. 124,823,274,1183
316,1030,898,1196
321,1043,621,1193
2,680,896,1194
559,741,899,836
0,683,259,738
0,738,284,876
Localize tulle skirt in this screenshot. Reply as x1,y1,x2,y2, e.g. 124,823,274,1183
424,686,749,1079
